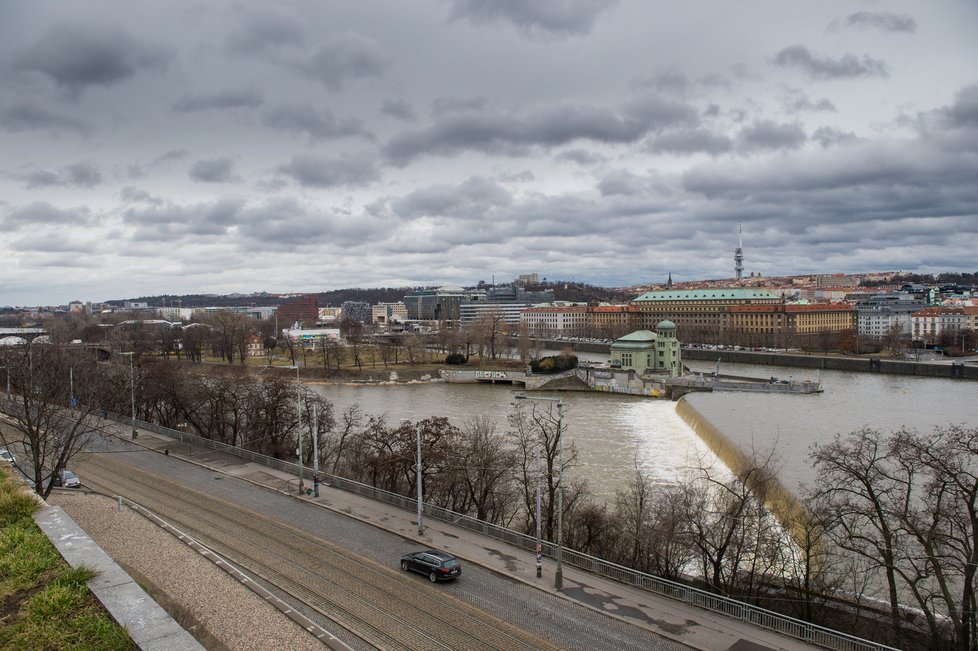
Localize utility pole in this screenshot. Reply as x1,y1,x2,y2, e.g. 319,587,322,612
535,446,542,578
515,394,564,590
416,423,424,536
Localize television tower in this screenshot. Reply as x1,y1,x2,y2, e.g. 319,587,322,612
734,222,744,280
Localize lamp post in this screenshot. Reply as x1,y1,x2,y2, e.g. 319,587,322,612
289,365,303,494
515,394,564,590
119,352,137,439
416,422,424,536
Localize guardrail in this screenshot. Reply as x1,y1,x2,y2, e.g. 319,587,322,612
106,412,898,651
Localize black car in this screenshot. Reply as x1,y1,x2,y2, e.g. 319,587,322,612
400,550,462,582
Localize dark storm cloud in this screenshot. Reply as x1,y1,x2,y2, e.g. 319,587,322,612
16,161,102,188
123,198,243,238
172,88,263,112
773,45,888,80
649,129,734,155
391,177,512,218
295,33,391,90
380,98,417,122
830,12,917,33
279,153,381,188
0,100,90,135
431,96,488,116
736,120,806,151
385,98,696,165
261,104,373,142
14,23,172,95
189,157,238,183
2,201,91,229
447,0,617,37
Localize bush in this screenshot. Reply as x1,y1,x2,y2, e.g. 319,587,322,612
445,353,468,365
529,355,578,374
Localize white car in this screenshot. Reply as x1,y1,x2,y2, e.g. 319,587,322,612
53,470,80,488
0,448,15,465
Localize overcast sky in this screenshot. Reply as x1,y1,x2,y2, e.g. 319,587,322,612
1,1,976,305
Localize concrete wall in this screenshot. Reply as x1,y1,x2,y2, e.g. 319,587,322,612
682,349,978,380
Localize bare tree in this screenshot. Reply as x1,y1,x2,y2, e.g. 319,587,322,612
0,343,109,498
459,415,518,524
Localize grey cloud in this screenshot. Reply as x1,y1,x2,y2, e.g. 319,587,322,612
812,127,859,148
773,45,888,80
649,129,734,155
261,104,372,141
498,170,535,182
189,157,238,183
431,96,488,116
381,98,417,121
0,100,90,135
11,231,96,254
736,120,806,151
555,149,607,166
152,149,190,165
297,33,391,90
66,161,102,186
119,186,163,205
225,10,306,56
17,161,102,188
385,98,695,165
3,201,90,229
15,23,172,95
831,12,916,33
945,84,978,129
391,177,513,218
236,198,385,250
123,198,243,239
447,0,617,37
172,88,263,112
598,170,646,196
783,91,836,113
279,153,381,188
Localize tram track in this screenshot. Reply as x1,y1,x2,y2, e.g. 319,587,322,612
76,454,558,651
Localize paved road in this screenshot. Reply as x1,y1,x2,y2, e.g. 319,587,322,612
75,435,691,651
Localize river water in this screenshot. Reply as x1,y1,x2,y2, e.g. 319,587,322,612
311,357,978,500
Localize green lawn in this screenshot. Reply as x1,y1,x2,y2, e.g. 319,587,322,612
0,468,134,650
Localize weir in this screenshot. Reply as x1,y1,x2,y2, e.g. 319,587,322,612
675,397,814,549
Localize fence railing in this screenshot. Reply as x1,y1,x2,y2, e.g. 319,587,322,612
105,412,898,651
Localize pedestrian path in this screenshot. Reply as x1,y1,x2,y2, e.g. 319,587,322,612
126,426,820,651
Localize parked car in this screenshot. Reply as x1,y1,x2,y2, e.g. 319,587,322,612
400,550,462,582
0,448,15,465
53,470,80,488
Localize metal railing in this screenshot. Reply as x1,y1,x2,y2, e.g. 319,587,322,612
106,412,898,651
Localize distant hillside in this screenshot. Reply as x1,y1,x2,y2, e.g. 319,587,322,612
106,281,634,308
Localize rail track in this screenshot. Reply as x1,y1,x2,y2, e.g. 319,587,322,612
77,454,558,651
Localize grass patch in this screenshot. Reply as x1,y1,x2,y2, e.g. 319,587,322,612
0,468,135,650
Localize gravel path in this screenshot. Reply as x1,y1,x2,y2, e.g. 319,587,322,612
48,490,326,651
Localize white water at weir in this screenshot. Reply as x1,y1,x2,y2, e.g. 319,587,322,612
309,381,724,500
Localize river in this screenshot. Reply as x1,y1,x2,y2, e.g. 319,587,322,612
311,357,978,500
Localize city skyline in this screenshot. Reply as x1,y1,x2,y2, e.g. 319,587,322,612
1,1,976,306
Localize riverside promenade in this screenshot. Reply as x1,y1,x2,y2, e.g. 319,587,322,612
104,422,823,651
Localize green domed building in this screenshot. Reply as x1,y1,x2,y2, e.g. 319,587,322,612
610,321,682,377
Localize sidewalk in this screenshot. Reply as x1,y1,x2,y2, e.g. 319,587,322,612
124,426,820,651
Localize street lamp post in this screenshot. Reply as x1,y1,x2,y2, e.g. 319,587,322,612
416,423,424,536
119,352,137,439
515,394,564,590
290,365,304,494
